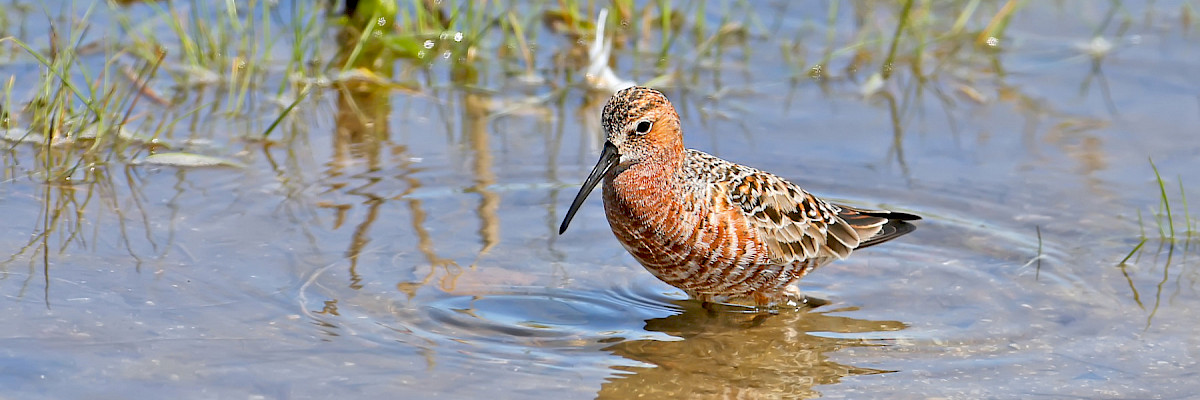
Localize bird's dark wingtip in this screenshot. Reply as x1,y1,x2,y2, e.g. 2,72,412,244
860,210,922,221
840,207,921,249
890,211,922,221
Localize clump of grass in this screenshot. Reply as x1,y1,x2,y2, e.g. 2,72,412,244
1,6,161,181
795,0,1030,85
1145,158,1196,241
1118,158,1198,266
1117,158,1197,328
115,1,307,122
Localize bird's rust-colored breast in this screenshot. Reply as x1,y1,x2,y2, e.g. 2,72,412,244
601,159,796,301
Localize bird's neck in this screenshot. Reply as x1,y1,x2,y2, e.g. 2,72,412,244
604,151,690,217
618,147,685,186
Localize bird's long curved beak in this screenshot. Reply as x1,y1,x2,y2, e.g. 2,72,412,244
559,142,620,234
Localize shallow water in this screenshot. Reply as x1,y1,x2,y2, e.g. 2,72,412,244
2,1,1199,398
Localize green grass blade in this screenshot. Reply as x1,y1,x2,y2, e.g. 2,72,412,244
261,91,308,139
1149,158,1174,239
1118,238,1146,265
881,0,914,80
1179,176,1193,238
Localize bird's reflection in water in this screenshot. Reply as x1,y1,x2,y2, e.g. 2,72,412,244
598,301,906,399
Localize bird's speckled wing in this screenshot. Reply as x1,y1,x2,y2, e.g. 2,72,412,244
685,150,914,265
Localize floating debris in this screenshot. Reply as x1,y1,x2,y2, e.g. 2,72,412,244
3,123,171,149
76,123,157,143
585,9,636,93
859,72,886,97
288,72,333,87
138,152,245,168
1,127,43,144
956,84,988,104
334,68,394,86
1076,36,1113,58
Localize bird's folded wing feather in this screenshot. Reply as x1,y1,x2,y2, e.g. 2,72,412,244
724,172,866,264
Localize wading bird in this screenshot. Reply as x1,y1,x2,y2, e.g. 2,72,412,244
559,86,920,307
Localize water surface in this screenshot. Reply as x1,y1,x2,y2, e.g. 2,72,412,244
2,1,1198,398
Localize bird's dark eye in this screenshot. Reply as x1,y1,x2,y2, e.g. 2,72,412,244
634,121,652,134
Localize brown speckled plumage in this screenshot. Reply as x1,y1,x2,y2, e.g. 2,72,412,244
560,86,920,307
